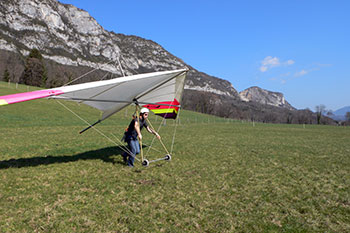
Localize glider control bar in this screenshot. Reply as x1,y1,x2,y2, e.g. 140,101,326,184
79,119,101,134
51,96,181,107
142,154,171,167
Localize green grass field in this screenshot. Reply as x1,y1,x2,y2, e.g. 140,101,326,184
1,82,350,232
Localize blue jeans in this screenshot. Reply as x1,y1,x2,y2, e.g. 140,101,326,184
123,138,140,167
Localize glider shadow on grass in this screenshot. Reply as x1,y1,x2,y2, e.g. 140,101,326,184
0,146,146,169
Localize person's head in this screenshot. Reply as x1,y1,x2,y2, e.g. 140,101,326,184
140,108,149,118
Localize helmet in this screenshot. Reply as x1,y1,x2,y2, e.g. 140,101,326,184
140,108,149,114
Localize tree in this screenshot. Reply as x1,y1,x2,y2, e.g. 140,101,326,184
28,48,43,60
286,112,293,124
346,112,350,122
19,48,47,87
3,68,10,82
326,110,334,117
315,104,326,124
297,111,309,124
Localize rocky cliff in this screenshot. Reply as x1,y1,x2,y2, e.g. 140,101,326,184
0,0,238,97
0,0,305,123
239,86,295,110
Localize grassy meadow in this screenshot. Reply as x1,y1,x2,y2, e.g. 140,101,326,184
1,82,350,232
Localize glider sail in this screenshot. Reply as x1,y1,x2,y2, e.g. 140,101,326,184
0,69,187,121
0,89,64,105
143,99,180,119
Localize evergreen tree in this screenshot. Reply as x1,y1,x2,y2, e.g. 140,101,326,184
3,68,10,82
28,48,43,60
19,48,47,87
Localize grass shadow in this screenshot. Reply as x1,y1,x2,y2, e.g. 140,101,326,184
0,146,128,169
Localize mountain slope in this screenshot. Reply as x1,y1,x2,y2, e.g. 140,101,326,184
0,0,323,124
334,106,350,116
239,86,295,110
329,106,350,121
0,0,239,98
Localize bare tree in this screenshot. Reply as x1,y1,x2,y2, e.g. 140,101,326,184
315,104,326,124
326,110,334,117
346,112,350,122
2,68,10,82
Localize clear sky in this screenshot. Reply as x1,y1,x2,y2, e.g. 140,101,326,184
59,0,349,111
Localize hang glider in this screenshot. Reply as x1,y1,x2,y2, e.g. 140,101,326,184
143,99,180,119
1,68,187,167
0,69,188,121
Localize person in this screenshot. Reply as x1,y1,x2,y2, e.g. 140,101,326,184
122,107,161,167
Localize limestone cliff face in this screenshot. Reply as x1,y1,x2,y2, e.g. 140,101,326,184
0,0,298,121
239,86,295,110
0,0,239,98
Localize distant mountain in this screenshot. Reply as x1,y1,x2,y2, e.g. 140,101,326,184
334,106,350,116
239,86,295,110
330,106,350,121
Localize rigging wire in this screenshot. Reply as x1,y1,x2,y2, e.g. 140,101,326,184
56,54,185,166
110,133,162,154
117,57,125,77
144,79,184,159
170,108,181,154
119,55,139,75
57,57,143,162
55,99,140,162
62,60,115,86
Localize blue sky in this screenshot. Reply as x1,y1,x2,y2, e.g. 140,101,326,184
59,0,349,111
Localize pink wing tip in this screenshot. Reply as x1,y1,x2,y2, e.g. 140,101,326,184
0,89,64,105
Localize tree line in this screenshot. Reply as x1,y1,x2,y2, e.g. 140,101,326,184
183,90,346,125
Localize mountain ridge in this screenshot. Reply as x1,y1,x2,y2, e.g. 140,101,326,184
1,0,329,124
329,106,350,121
333,106,350,116
239,86,295,110
0,0,239,99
